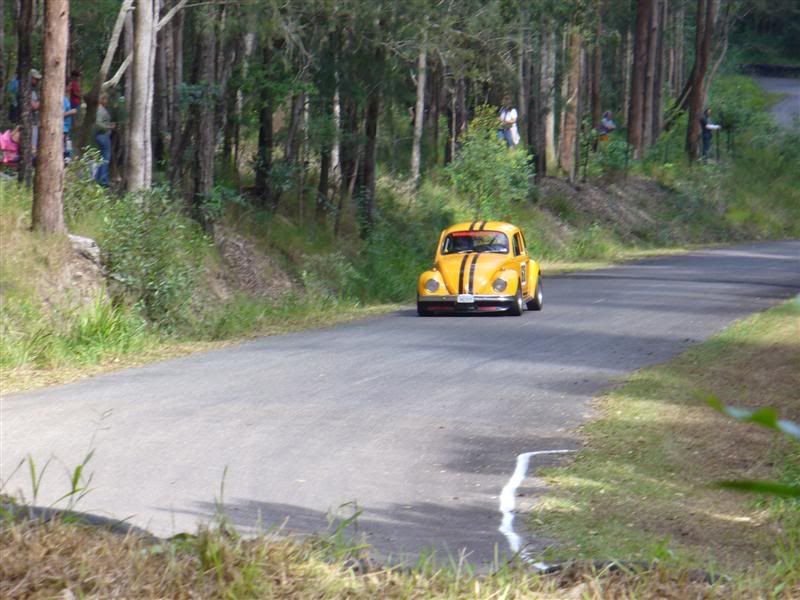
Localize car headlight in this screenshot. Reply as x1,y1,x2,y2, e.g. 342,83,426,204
424,278,440,292
492,278,507,292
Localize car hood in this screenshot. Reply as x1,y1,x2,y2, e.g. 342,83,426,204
436,253,509,295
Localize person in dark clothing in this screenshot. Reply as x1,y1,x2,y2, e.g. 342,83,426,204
700,108,721,159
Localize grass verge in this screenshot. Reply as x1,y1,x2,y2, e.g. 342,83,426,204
0,505,739,598
531,299,800,596
1,303,400,394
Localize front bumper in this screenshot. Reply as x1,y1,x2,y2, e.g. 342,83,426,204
417,294,516,313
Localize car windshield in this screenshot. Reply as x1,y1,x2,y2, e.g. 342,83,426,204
441,231,510,255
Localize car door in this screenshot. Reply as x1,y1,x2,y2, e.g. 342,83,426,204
512,232,527,293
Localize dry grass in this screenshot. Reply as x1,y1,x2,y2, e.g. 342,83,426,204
0,516,734,599
533,300,800,595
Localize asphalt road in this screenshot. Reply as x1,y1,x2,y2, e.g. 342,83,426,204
2,242,799,566
755,76,800,128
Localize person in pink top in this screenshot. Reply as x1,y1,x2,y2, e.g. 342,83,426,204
0,126,21,168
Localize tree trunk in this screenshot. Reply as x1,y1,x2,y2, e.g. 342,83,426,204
359,84,380,235
154,2,170,165
285,93,303,165
456,76,466,148
532,27,546,178
254,39,273,208
32,0,68,234
431,63,441,166
410,38,427,187
126,0,156,191
628,0,652,157
651,0,666,142
560,27,581,182
591,0,603,128
190,6,216,224
642,0,660,148
542,22,557,172
168,6,184,188
685,0,716,160
518,26,530,149
331,84,341,183
674,4,684,96
622,27,632,127
16,0,35,187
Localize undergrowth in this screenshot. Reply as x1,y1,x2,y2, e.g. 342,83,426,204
2,72,797,379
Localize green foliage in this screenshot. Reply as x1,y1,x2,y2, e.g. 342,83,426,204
198,185,251,224
706,394,800,498
588,138,632,179
0,293,151,370
570,223,619,260
708,75,771,131
448,105,534,220
62,150,110,228
97,189,207,329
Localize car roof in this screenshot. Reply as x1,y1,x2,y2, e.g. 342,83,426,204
443,221,519,236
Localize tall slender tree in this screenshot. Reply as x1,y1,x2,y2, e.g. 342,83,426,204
628,0,653,157
410,30,427,187
32,0,69,234
126,0,156,191
16,0,35,187
685,0,717,159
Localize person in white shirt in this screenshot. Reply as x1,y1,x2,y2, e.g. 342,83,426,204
498,95,520,148
700,107,721,159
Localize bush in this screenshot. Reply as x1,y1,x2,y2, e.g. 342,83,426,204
448,105,534,220
97,189,208,329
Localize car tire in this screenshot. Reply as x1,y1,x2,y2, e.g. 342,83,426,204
509,287,524,316
417,300,432,317
526,276,543,311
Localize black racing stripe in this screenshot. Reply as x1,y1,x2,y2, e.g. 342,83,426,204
468,220,478,231
458,253,470,294
479,220,487,230
468,254,479,293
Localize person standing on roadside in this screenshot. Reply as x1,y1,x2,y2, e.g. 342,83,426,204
63,82,78,160
68,70,82,112
700,108,721,160
6,74,20,123
29,69,43,149
498,95,520,148
94,93,115,186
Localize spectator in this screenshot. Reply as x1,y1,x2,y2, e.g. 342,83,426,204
498,95,520,148
6,75,19,123
68,69,82,111
0,126,21,168
63,83,78,160
94,93,115,187
593,111,617,150
700,108,721,160
30,69,43,149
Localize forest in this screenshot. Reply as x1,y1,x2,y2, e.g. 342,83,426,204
2,0,796,228
1,0,799,354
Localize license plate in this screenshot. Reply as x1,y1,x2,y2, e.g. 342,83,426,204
457,294,475,304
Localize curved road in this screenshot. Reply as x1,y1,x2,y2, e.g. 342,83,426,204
756,76,800,129
2,241,798,565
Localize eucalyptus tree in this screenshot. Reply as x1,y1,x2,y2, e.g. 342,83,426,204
32,0,69,234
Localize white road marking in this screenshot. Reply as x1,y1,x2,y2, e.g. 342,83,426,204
498,449,575,560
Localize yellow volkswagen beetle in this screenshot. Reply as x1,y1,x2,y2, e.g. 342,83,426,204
417,221,543,316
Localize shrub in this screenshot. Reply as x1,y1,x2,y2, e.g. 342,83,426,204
97,188,207,329
448,105,534,220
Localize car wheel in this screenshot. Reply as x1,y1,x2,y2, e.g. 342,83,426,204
526,276,543,311
417,300,432,317
509,287,524,316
